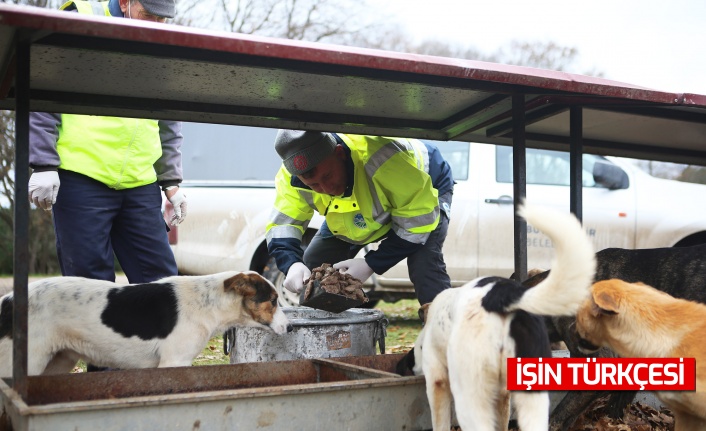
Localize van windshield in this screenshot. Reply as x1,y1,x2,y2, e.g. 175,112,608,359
181,123,472,182
180,122,281,181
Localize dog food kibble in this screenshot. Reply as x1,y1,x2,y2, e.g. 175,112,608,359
303,263,368,303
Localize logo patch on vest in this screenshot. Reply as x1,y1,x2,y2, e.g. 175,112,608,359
353,213,367,229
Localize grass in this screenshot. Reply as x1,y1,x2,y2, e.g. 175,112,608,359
72,299,423,372
375,299,422,354
192,335,230,366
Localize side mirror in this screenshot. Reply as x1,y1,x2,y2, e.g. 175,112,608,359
593,161,629,190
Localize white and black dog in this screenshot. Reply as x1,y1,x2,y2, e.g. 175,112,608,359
0,271,292,376
402,204,595,431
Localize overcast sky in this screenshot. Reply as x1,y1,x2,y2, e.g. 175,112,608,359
372,0,706,95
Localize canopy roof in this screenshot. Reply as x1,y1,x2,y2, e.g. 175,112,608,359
1,4,705,164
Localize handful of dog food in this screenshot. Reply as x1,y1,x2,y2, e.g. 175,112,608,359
302,263,368,304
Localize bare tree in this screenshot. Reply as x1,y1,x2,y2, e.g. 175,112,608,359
0,111,15,215
175,0,387,46
0,0,65,274
678,165,706,185
391,38,604,76
0,0,63,8
494,40,578,71
0,110,59,275
633,159,683,179
176,0,602,78
403,40,488,61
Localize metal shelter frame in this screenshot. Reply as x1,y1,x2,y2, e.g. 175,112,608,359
1,3,706,399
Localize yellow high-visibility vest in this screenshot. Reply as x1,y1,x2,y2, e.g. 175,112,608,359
56,1,163,189
267,134,440,245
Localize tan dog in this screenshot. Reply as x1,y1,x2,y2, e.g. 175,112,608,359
575,279,706,431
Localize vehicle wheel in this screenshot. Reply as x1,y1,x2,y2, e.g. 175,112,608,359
262,257,301,307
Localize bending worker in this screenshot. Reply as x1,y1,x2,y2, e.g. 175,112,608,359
266,131,454,305
28,0,186,285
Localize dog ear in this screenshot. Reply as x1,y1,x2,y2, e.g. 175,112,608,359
223,273,256,297
520,269,550,288
527,268,546,277
590,290,619,316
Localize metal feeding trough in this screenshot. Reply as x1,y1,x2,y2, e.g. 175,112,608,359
0,354,432,431
227,307,388,363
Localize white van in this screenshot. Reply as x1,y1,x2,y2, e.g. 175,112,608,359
169,123,706,306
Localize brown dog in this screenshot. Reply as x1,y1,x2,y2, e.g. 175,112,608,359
575,279,706,431
524,244,706,430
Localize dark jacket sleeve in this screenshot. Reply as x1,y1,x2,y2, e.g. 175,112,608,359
154,120,184,189
29,112,62,170
267,237,305,275
426,141,455,196
364,232,423,275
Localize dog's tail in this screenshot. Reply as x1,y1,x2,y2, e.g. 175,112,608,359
507,203,595,316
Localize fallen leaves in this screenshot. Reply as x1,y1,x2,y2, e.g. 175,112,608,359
565,395,674,431
386,345,412,353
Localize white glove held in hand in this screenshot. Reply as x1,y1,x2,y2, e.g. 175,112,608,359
28,171,60,211
333,258,374,282
166,187,187,226
283,262,311,294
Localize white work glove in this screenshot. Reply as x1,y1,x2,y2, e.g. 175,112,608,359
28,171,60,211
333,258,374,282
283,262,311,294
165,187,187,226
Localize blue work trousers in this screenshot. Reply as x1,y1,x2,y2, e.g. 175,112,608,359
52,170,178,284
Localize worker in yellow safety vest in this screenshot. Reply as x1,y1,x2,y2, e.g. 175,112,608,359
28,0,184,290
267,131,455,305
60,0,173,21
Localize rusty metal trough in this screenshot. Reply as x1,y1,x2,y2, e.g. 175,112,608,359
0,354,432,430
